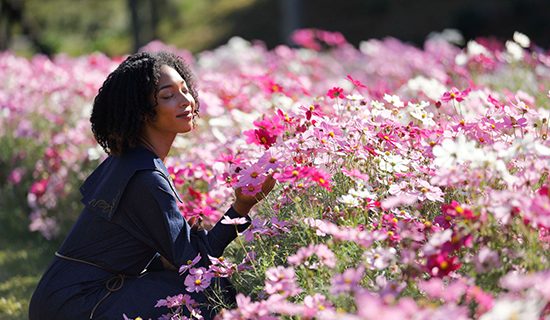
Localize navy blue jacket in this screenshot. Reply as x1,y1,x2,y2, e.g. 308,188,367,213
29,146,250,319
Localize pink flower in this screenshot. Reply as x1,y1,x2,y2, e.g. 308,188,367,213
346,74,367,90
416,179,444,202
441,87,470,103
208,255,235,278
308,168,332,191
184,267,213,292
235,164,267,188
179,253,202,274
303,294,333,317
30,178,49,198
418,278,467,303
256,149,284,173
8,168,24,184
155,293,195,309
474,247,500,272
327,87,344,99
330,266,365,294
264,266,302,297
341,168,369,182
287,244,336,269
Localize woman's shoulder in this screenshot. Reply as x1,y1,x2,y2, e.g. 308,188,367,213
79,146,181,219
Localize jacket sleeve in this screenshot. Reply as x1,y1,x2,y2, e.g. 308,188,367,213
116,170,251,267
206,206,251,257
116,170,198,267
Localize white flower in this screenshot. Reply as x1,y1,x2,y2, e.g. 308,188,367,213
513,31,530,48
349,187,377,200
405,76,447,101
432,135,485,168
467,40,491,57
408,101,436,127
480,295,544,320
338,194,360,207
364,247,397,270
506,40,524,61
379,154,409,173
383,94,404,108
370,100,392,118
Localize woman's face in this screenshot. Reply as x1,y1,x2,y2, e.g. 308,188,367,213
147,64,196,135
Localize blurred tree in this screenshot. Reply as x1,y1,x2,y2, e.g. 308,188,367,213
0,0,53,54
2,0,550,56
128,0,162,52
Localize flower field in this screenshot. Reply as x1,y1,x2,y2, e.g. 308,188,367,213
1,30,550,319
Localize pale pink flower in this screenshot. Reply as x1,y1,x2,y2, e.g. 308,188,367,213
179,253,202,274
330,265,365,294
264,266,302,297
184,267,213,292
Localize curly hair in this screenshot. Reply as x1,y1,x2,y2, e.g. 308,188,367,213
90,51,199,155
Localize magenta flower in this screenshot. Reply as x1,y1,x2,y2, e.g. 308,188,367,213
346,74,367,90
441,87,470,103
426,252,461,277
243,128,278,149
327,87,344,99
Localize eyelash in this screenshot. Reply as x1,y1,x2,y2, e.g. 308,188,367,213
161,89,189,99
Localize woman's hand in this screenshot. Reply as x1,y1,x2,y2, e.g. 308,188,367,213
232,175,276,216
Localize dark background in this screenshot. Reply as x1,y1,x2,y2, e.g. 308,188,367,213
1,0,549,56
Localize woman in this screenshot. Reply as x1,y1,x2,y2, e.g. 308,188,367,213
29,52,275,319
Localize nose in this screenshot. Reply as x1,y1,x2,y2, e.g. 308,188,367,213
179,91,195,109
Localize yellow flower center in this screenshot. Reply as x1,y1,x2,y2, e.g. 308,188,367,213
195,279,202,285
455,206,464,214
440,261,449,270
292,170,299,177
250,172,259,178
318,178,325,184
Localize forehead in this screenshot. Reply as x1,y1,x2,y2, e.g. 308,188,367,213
158,65,185,86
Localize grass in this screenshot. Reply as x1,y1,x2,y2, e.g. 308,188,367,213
0,230,60,319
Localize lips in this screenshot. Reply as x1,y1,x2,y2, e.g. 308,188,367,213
176,109,193,118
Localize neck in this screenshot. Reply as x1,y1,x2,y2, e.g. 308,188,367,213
139,130,175,162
